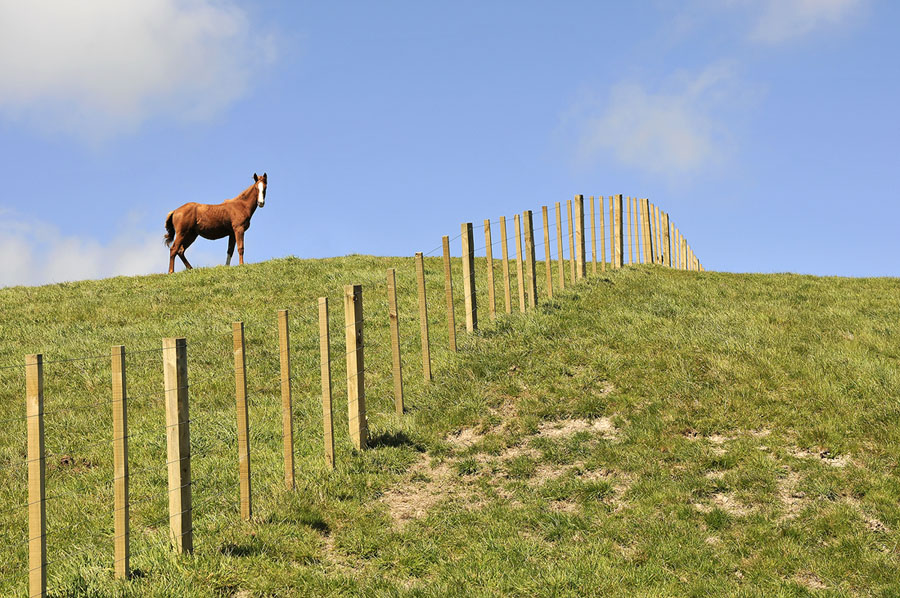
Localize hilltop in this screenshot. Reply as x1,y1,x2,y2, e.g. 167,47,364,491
1,257,899,596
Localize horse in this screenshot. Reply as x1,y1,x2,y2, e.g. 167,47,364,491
164,173,267,273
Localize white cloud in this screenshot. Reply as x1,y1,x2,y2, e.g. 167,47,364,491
0,0,276,140
745,0,864,44
568,64,747,179
0,212,219,288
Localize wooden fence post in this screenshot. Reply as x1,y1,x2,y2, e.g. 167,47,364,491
660,214,667,266
643,201,651,264
662,212,672,268
609,196,616,269
608,197,614,269
542,206,553,299
642,199,652,265
26,353,46,597
616,195,624,269
555,202,566,289
635,199,642,264
575,195,586,280
484,220,496,321
514,214,526,312
277,310,295,489
415,253,432,381
627,197,634,265
675,229,681,269
524,210,538,308
232,322,252,521
442,236,457,352
567,199,576,283
111,346,129,579
344,285,367,450
674,228,680,269
162,337,192,554
461,223,477,332
500,216,512,314
318,297,335,469
599,198,607,272
654,205,662,264
590,196,597,275
386,269,404,415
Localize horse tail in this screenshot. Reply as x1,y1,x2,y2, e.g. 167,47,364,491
163,211,175,247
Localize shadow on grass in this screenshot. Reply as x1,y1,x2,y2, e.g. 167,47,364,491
368,430,426,451
220,542,263,558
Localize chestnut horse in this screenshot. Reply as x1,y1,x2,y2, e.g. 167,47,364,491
164,173,267,273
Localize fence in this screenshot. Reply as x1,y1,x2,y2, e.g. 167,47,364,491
0,194,701,597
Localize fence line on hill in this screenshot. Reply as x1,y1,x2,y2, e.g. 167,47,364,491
0,194,702,597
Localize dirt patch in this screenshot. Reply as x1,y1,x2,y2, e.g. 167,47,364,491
549,500,578,513
712,492,751,516
682,431,737,456
866,518,889,533
322,534,369,578
51,454,95,472
381,457,466,526
396,413,624,524
790,447,853,468
536,417,618,440
694,492,751,516
777,469,805,521
446,427,484,449
795,572,827,590
707,435,733,456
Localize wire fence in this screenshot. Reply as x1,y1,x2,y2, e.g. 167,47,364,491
0,194,702,596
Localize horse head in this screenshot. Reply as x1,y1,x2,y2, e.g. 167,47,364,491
253,172,267,207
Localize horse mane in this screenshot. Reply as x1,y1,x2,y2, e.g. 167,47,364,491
227,183,257,203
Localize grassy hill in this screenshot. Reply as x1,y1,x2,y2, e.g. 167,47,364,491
1,257,899,597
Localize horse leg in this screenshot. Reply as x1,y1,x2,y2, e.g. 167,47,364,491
226,234,236,266
235,228,246,265
169,235,183,273
178,233,197,270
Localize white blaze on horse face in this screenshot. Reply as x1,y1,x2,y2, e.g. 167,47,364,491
257,182,265,207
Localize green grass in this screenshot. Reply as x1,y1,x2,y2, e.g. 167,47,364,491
1,256,899,596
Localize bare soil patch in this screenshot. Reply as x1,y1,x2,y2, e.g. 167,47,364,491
536,417,618,440
777,469,805,521
381,457,466,525
795,572,827,590
694,492,752,516
790,447,853,468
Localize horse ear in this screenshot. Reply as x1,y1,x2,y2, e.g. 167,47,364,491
262,172,267,182
253,173,259,182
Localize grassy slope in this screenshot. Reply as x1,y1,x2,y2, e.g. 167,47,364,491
1,257,899,597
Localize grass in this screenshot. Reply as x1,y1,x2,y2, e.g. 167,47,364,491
1,256,899,596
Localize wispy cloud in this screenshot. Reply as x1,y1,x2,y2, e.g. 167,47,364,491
0,212,219,288
0,0,277,141
565,63,752,180
743,0,865,44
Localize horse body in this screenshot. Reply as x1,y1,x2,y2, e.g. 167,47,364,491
165,173,267,273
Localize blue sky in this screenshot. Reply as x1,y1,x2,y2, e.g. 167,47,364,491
0,0,897,287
